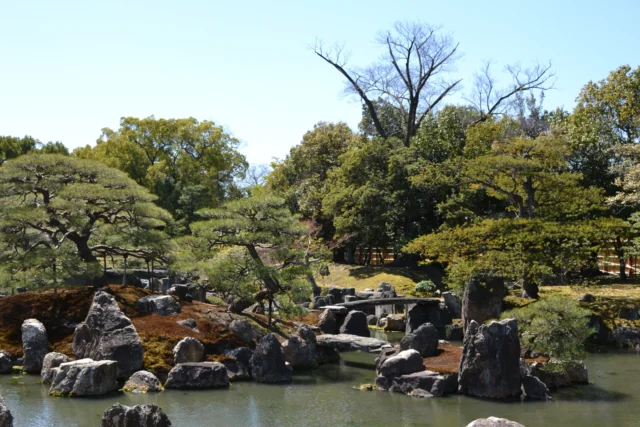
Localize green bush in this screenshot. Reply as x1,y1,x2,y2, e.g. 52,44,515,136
414,280,436,296
502,297,593,363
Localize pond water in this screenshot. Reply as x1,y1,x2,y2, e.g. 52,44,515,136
1,348,639,427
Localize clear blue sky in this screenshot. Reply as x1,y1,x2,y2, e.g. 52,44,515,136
1,0,638,165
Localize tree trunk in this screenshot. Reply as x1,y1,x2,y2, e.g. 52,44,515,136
122,256,128,287
614,237,627,281
521,276,539,299
268,297,273,330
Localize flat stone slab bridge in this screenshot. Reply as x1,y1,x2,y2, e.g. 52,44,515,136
335,297,440,309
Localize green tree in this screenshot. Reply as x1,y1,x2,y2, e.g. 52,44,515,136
0,135,38,165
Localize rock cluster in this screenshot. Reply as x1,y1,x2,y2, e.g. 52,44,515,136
100,404,172,427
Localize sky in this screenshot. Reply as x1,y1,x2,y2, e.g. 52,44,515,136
0,0,638,165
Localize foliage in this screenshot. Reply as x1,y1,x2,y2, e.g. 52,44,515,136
414,279,436,295
502,297,593,362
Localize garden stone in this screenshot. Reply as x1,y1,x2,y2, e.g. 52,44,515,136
522,374,551,400
225,347,253,367
0,352,11,375
229,319,255,344
21,318,48,374
379,349,424,377
462,275,504,330
367,315,378,325
442,292,462,318
316,334,389,353
73,291,143,378
400,323,439,357
164,362,229,389
100,403,172,427
578,294,595,303
445,324,464,341
466,417,524,427
137,295,181,316
377,317,387,328
388,370,451,397
221,359,251,381
282,336,313,367
383,314,405,332
619,305,639,320
249,333,292,383
123,370,163,393
177,318,199,331
339,311,370,337
375,346,398,374
530,361,588,389
0,394,13,427
318,309,337,334
173,337,204,364
327,287,344,304
344,295,357,303
41,352,70,384
49,359,118,396
611,326,640,348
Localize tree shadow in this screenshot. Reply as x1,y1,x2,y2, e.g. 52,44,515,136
552,384,631,403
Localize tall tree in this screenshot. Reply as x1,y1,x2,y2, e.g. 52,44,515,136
0,135,38,165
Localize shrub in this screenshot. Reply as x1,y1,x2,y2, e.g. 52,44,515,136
415,280,436,296
502,297,593,363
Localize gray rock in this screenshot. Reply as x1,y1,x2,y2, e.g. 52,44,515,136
321,305,348,315
377,317,388,328
229,319,255,345
313,295,334,309
173,337,204,364
224,347,253,367
405,303,448,337
164,362,229,389
0,351,11,375
177,318,199,332
374,346,398,374
458,319,521,399
377,282,395,293
137,295,181,316
611,326,640,348
339,311,370,337
100,404,172,427
462,276,504,331
384,314,405,332
445,324,464,341
400,323,439,357
466,417,525,427
367,315,378,326
73,291,144,378
49,359,118,396
522,374,551,400
387,370,452,397
327,287,344,304
317,334,389,353
282,336,312,367
530,361,588,389
379,349,424,377
41,352,70,384
0,394,13,427
221,359,251,381
318,309,337,334
577,293,595,303
21,318,48,374
249,334,292,383
442,292,462,318
123,370,163,393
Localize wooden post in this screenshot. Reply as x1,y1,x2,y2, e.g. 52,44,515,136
122,255,128,287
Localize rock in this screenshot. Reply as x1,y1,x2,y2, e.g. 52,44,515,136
21,318,48,374
172,337,204,364
73,291,144,378
344,295,357,303
177,318,199,331
318,265,330,276
442,292,462,318
466,417,525,427
611,327,640,348
318,309,338,334
321,305,348,315
16,287,27,293
387,370,452,397
578,293,595,303
49,359,118,396
282,336,313,367
165,362,229,389
377,282,395,293
313,295,334,309
339,311,370,337
137,295,181,316
400,323,439,357
221,359,251,381
229,319,255,345
530,361,588,389
364,288,375,293
462,275,505,331
0,394,13,427
100,404,172,427
378,349,424,377
458,319,521,399
40,352,70,384
342,288,356,297
316,334,389,353
225,347,254,367
0,351,11,375
366,315,378,326
250,333,292,383
445,324,464,341
619,305,639,320
375,346,399,374
383,315,405,332
408,388,434,398
327,287,344,304
123,370,163,393
405,303,447,336
298,325,317,348
377,317,388,328
522,374,551,400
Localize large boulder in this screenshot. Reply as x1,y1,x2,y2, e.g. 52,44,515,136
173,337,204,364
0,351,11,375
49,359,118,396
385,370,456,397
316,334,389,353
458,319,521,399
462,276,505,330
21,318,48,374
378,349,424,377
383,315,405,332
442,292,462,318
72,291,144,378
529,361,588,389
221,359,251,381
327,287,344,304
317,309,337,334
164,362,229,389
0,394,13,427
466,418,524,427
282,325,317,368
400,323,439,357
41,352,70,384
123,370,163,393
224,347,253,368
522,374,551,400
229,319,255,345
338,311,370,337
249,333,292,383
405,302,450,337
611,327,640,348
137,295,181,316
100,404,172,427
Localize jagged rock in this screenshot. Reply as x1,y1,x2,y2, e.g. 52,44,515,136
442,292,462,318
49,359,118,396
384,315,405,332
123,370,163,393
530,361,588,389
611,327,640,348
522,374,551,400
100,404,172,427
400,323,439,357
445,324,464,341
313,295,334,309
466,417,525,427
164,362,229,389
578,293,595,303
327,287,344,304
177,318,199,332
344,296,357,303
318,309,337,334
229,319,255,345
462,276,505,330
21,318,48,374
405,303,448,337
0,351,11,375
317,334,389,353
221,359,251,381
0,394,13,427
458,319,521,399
73,291,143,378
339,311,370,337
249,334,291,383
378,349,424,377
282,336,312,367
137,295,181,316
377,282,395,293
367,315,378,325
41,352,70,384
224,347,253,367
387,370,454,397
173,337,204,364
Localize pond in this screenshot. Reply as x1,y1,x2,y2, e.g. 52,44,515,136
1,348,639,426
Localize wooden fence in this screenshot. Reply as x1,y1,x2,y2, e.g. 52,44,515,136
598,245,640,277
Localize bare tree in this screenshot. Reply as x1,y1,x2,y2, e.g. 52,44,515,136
315,21,462,147
241,164,271,189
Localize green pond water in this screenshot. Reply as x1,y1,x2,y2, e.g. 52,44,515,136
1,348,639,427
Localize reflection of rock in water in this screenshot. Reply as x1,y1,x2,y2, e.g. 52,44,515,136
553,384,631,403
